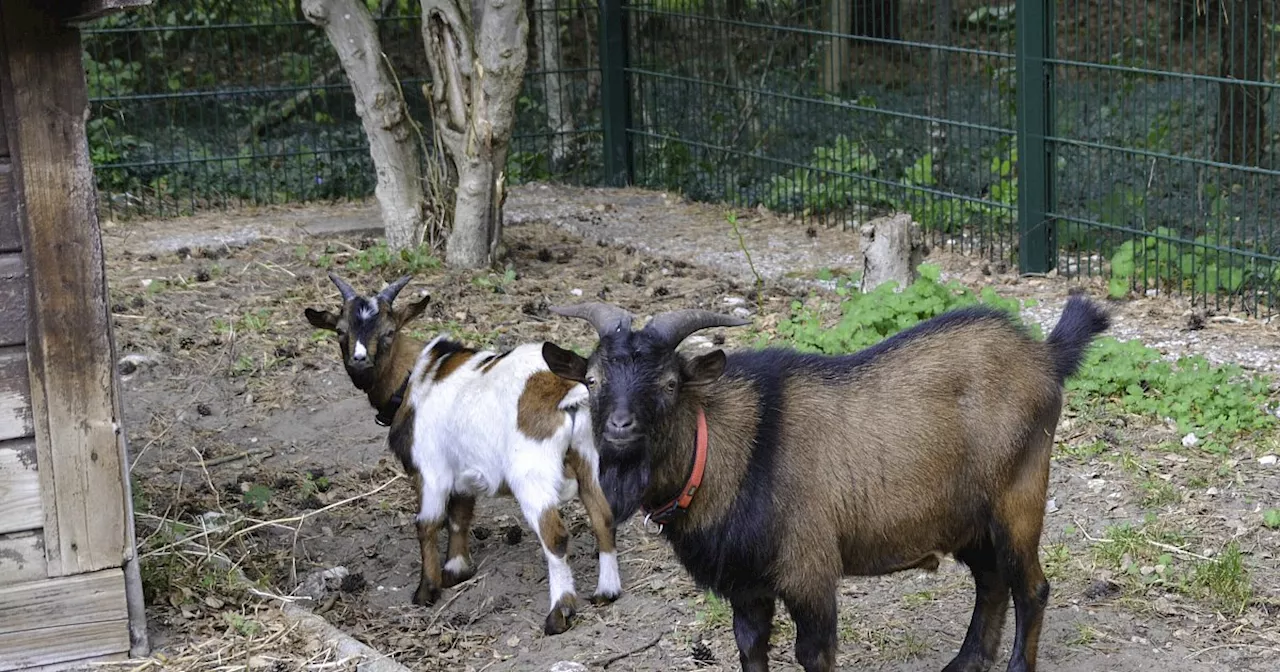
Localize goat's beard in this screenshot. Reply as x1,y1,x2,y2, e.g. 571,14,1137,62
345,365,376,392
597,443,650,524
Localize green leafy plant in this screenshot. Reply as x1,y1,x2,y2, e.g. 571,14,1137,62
776,264,1028,354
345,242,441,274
762,135,882,214
472,268,517,293
1067,338,1276,451
1263,509,1280,530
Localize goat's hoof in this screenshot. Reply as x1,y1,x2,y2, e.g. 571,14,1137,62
589,590,620,605
543,595,578,635
412,584,441,606
940,654,993,672
441,566,476,589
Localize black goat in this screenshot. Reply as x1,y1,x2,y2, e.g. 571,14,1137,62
541,296,1110,672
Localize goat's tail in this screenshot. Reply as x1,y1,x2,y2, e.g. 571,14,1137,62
1046,293,1111,384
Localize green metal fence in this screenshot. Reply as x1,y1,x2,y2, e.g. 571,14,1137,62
82,1,603,220
83,1,1280,314
614,0,1280,315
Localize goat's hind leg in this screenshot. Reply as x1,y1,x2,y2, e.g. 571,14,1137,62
944,542,1011,672
567,452,621,604
411,472,450,606
512,475,579,635
442,493,477,587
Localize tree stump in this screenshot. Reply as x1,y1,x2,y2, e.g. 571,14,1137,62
859,213,923,292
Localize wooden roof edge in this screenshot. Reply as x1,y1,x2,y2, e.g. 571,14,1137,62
61,0,153,24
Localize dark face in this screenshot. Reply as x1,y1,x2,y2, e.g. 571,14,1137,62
543,331,727,451
304,274,429,390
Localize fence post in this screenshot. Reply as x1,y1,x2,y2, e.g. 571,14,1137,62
598,0,633,186
1015,0,1056,273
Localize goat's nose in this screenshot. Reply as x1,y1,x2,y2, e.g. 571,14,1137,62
606,411,635,433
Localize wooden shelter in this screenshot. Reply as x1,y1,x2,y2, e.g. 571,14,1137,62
0,1,150,669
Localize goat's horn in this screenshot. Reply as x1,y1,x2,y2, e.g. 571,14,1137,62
643,309,751,347
327,271,358,301
549,302,634,338
377,275,413,304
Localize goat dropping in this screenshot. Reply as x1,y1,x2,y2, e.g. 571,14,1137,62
543,296,1110,672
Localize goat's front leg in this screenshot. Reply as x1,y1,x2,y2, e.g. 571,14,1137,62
442,493,477,587
567,451,621,604
412,473,450,606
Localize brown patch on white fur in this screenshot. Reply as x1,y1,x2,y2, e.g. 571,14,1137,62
517,371,578,440
537,506,570,557
433,350,476,382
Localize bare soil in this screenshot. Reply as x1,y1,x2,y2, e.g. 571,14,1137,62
103,183,1280,671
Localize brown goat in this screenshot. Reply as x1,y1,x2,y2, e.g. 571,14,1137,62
542,296,1110,672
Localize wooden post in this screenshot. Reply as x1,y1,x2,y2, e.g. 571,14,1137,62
0,0,127,577
860,213,923,292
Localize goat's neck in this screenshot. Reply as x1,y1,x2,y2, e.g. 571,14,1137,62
367,334,425,412
643,379,757,529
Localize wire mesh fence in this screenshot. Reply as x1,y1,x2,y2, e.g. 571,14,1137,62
82,0,1279,314
82,1,603,221
618,0,1279,315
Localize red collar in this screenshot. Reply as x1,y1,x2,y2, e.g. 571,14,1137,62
644,407,708,526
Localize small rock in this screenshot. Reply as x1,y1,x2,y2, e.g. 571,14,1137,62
722,296,746,306
1206,487,1219,496
549,663,588,672
1045,498,1059,514
1181,433,1199,448
1258,454,1277,466
570,288,583,297
731,307,752,318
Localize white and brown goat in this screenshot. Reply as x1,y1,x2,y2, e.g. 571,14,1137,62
304,272,621,634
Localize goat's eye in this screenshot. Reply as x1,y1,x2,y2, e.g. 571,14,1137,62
664,380,677,394
585,376,597,388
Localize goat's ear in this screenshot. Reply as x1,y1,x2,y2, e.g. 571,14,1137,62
683,350,727,387
542,342,589,383
394,294,431,328
304,308,339,331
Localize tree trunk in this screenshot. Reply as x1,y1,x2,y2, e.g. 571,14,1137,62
822,0,851,91
421,0,529,268
860,213,923,292
1215,0,1268,167
302,0,428,251
535,0,573,170
927,0,950,187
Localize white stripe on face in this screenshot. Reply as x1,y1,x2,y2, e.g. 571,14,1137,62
353,340,368,360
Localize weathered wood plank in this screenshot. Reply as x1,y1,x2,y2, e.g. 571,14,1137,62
0,253,27,346
0,1,127,576
0,530,46,586
0,439,40,535
0,568,125,634
17,652,127,672
0,618,129,670
0,165,20,253
0,349,32,443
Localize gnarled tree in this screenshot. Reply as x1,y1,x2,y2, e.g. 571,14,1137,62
421,0,529,268
302,0,428,251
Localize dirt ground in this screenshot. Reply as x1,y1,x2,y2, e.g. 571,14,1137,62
102,183,1280,672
